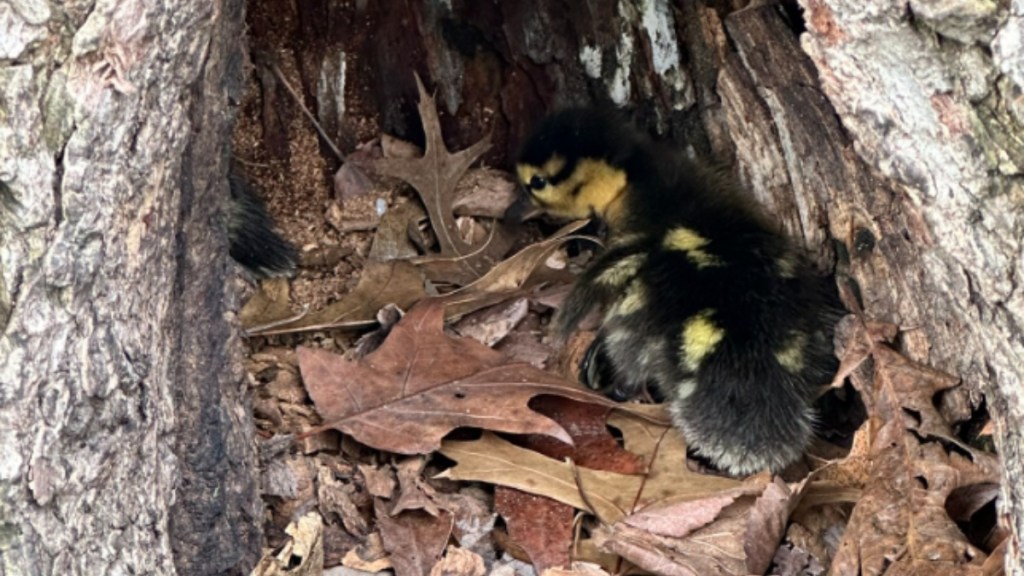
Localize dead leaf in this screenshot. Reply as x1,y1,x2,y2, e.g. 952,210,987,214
250,512,324,576
335,140,385,199
495,398,647,574
358,463,397,499
825,324,1000,575
369,199,427,261
454,297,529,347
452,168,519,218
594,479,799,576
495,487,573,572
430,546,486,576
297,300,621,454
246,260,426,336
240,278,292,330
381,133,422,159
392,457,443,516
373,74,514,285
439,221,591,321
318,466,368,537
341,532,392,572
771,543,825,576
438,422,741,524
375,499,453,576
430,488,497,561
541,563,613,576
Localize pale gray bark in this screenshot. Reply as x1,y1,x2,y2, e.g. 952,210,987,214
0,0,260,574
796,1,1024,572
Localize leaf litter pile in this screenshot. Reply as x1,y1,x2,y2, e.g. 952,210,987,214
238,80,1006,576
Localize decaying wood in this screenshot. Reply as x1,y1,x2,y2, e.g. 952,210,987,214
0,0,260,573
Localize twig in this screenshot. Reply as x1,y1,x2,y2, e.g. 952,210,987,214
268,62,346,163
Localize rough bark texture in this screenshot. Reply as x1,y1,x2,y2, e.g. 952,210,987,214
0,0,260,574
255,0,1022,570
797,2,1023,570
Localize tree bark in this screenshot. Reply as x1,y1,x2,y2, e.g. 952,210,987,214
1,0,260,574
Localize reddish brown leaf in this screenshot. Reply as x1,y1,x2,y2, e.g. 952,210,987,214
298,300,620,454
495,487,573,572
376,499,453,576
494,399,648,574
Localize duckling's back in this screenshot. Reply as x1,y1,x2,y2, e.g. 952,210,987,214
517,108,840,476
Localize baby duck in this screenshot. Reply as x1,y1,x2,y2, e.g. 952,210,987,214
514,108,840,476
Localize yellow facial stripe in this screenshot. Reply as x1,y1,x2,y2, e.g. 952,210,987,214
516,155,566,188
596,253,646,286
516,164,537,187
681,309,725,371
607,280,646,318
775,331,807,373
542,155,566,177
663,227,723,269
523,158,627,223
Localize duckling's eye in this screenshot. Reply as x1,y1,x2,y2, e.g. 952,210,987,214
529,175,547,190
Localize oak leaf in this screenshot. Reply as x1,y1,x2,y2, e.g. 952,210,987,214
373,74,515,285
244,260,427,336
297,300,620,454
826,320,1001,575
439,411,743,524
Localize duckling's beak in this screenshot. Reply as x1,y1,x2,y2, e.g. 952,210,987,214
503,191,544,224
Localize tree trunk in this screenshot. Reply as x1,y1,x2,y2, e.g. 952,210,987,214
0,0,261,574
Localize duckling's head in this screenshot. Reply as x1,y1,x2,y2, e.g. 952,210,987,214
513,108,640,225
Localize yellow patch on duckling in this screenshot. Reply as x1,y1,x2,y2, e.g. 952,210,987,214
596,253,646,287
775,331,807,373
663,227,723,269
681,309,725,371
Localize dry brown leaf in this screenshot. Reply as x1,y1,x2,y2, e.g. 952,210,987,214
430,546,486,576
495,398,647,574
317,466,368,537
239,278,291,330
369,199,426,261
594,479,800,576
340,532,392,573
375,499,453,576
452,168,519,218
297,300,621,454
250,512,324,576
246,260,426,336
358,463,397,499
453,297,529,347
541,563,613,576
373,74,514,285
826,327,1001,575
495,488,573,572
431,488,497,556
392,456,443,516
439,220,590,321
438,417,741,524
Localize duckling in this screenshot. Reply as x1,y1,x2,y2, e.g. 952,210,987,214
513,108,840,476
228,166,297,278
